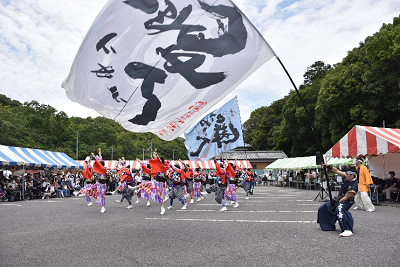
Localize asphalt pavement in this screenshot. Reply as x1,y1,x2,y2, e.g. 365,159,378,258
1,185,399,267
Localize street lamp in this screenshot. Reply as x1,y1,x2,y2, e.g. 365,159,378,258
173,149,175,161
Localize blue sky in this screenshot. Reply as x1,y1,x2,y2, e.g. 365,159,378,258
0,0,399,124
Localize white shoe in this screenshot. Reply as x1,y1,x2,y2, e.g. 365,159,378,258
87,202,93,206
245,197,249,200
190,199,194,204
233,203,239,208
73,191,79,196
219,207,227,211
135,199,139,204
100,207,105,213
164,195,169,201
146,201,151,206
181,205,187,210
200,196,204,200
196,198,201,202
167,206,172,209
339,230,353,237
353,207,359,210
160,206,166,215
126,205,132,209
230,201,235,204
110,191,115,195
78,194,86,197
201,192,208,196
366,208,375,212
115,200,121,203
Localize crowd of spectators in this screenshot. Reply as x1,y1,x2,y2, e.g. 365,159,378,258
0,168,260,202
0,170,88,202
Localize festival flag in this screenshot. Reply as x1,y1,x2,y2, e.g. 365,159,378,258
62,0,276,141
184,96,244,160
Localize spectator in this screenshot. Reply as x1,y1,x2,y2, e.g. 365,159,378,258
60,177,71,197
0,182,7,201
53,179,63,198
382,171,398,203
7,179,20,201
262,175,267,186
41,178,49,191
26,180,34,200
42,183,53,199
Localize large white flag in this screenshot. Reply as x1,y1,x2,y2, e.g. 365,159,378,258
62,0,275,141
185,96,243,160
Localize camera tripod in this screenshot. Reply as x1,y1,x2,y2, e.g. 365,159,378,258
313,182,330,202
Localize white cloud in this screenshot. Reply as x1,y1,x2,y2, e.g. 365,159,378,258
0,0,399,123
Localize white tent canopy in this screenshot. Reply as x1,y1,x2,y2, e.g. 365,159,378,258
265,156,353,171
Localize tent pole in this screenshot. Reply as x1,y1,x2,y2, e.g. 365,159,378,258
275,56,334,207
22,165,25,200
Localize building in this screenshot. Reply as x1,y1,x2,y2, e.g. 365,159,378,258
217,144,287,175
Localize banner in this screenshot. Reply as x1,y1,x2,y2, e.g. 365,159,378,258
185,96,244,160
62,0,275,140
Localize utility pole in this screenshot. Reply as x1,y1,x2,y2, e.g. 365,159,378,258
173,149,175,161
142,148,145,161
110,147,113,161
148,140,153,155
76,131,79,160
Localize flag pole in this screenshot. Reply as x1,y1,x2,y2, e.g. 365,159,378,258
274,56,334,207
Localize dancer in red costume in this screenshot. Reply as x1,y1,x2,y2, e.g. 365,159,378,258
148,149,169,215
135,158,152,206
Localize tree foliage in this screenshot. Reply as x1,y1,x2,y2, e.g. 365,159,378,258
244,17,400,157
0,95,187,160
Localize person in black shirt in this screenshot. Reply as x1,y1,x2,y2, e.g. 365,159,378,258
317,165,358,237
382,171,398,203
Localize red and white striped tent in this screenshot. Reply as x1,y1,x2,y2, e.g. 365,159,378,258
325,125,400,178
77,159,252,171
325,125,400,158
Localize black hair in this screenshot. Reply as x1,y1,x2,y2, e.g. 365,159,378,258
174,164,180,169
389,171,395,176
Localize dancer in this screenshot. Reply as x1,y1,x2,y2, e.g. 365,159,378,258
118,163,133,186
168,163,187,210
183,162,195,204
91,148,107,213
235,160,252,200
318,165,358,237
79,155,96,206
354,158,375,212
192,164,204,202
206,156,228,211
224,158,239,208
114,164,134,209
136,158,152,206
148,149,169,215
114,179,134,209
